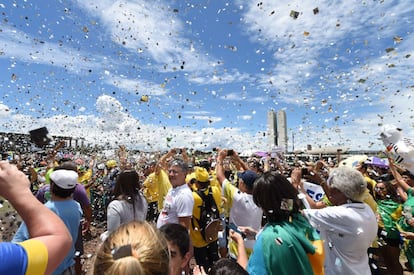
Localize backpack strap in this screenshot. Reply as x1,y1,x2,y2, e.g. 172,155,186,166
191,186,218,233
191,188,207,231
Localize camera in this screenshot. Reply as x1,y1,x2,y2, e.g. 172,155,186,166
301,167,309,176
227,149,234,156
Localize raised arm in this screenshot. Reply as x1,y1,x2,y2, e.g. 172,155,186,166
290,168,326,209
0,161,72,275
388,157,411,192
215,149,228,186
232,150,249,172
157,149,177,173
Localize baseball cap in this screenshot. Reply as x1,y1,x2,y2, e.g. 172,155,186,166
237,170,258,189
50,170,78,189
195,167,209,182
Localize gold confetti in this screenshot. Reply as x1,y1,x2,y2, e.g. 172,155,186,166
140,95,149,102
393,36,402,43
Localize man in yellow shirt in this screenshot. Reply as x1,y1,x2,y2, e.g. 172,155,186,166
190,167,223,271
142,160,171,223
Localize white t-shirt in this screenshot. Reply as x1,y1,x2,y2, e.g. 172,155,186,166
156,183,194,228
106,192,148,232
303,203,377,275
222,179,263,254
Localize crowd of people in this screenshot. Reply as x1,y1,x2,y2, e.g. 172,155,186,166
1,144,414,275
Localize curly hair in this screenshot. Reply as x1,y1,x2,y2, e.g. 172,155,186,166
327,166,366,201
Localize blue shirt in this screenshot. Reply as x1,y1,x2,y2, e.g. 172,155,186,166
0,240,48,275
13,200,82,275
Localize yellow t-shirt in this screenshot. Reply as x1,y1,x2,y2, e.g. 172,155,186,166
78,169,93,197
156,170,172,211
190,186,223,248
143,172,159,203
143,170,173,205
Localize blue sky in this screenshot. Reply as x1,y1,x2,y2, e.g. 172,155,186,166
0,0,413,154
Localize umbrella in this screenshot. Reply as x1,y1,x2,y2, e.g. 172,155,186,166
365,156,389,168
339,155,368,168
254,151,268,157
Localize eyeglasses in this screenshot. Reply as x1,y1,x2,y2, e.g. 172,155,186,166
375,186,386,191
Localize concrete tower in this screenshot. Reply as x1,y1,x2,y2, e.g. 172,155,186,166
267,110,288,153
276,110,288,152
267,110,277,148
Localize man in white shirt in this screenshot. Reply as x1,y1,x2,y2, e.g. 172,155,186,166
157,158,194,230
216,149,263,259
302,166,377,275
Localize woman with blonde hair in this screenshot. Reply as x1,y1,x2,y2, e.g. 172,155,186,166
93,221,169,275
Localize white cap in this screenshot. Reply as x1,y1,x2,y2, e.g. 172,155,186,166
50,170,78,189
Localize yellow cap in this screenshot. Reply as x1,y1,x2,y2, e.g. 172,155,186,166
106,159,117,169
195,166,209,182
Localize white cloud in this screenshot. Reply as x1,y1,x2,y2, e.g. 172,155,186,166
0,26,103,73
76,0,216,72
183,115,222,124
0,96,267,153
0,103,11,118
106,75,168,96
238,115,252,120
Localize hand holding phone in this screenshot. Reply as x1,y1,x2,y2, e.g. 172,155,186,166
227,223,246,238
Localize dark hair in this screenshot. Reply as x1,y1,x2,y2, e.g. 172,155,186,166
112,170,142,218
198,160,211,171
50,181,76,198
252,172,301,223
374,180,400,202
55,161,78,172
402,171,414,180
208,258,248,275
159,223,190,258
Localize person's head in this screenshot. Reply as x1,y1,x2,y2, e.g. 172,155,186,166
55,161,78,172
194,166,210,189
106,159,118,170
168,158,188,187
77,165,87,175
327,166,367,205
208,258,248,275
198,159,211,172
49,169,78,198
315,160,325,171
96,163,106,175
143,161,157,176
93,221,169,275
252,172,301,223
356,162,368,174
374,180,399,201
247,159,261,173
113,170,140,199
237,170,258,193
402,171,414,187
159,223,191,275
